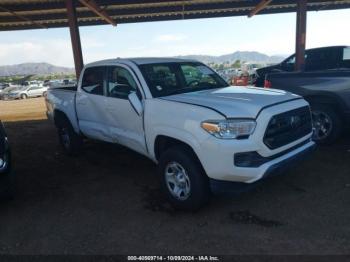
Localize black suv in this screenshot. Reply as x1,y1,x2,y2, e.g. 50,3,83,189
255,46,350,87
0,121,14,199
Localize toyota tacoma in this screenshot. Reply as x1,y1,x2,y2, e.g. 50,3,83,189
46,58,315,210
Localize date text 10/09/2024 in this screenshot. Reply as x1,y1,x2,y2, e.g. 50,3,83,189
127,256,220,261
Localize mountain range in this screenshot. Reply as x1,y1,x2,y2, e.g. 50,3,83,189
0,51,286,76
0,63,74,77
176,51,285,64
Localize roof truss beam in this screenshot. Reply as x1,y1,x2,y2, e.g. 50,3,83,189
78,0,117,26
248,0,272,17
0,5,47,29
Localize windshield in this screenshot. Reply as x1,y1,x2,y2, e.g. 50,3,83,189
138,62,229,97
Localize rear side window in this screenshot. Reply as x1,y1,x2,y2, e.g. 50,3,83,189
341,47,350,68
343,47,350,61
81,67,105,95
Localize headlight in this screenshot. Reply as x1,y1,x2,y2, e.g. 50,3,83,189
201,119,256,139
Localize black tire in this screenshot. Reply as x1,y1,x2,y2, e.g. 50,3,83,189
0,150,15,201
311,104,343,145
57,118,82,155
20,94,27,99
157,145,210,211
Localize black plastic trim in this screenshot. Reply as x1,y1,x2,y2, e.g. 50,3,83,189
234,139,311,168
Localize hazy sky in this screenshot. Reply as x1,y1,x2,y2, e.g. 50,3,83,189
0,9,349,67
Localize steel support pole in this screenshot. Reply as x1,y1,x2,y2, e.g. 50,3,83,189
295,0,307,71
66,0,84,79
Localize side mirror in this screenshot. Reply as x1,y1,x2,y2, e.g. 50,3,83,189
128,91,143,116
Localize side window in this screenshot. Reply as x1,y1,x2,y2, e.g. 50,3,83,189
81,67,105,95
342,47,350,68
281,55,296,71
285,55,296,65
343,47,350,61
107,66,137,99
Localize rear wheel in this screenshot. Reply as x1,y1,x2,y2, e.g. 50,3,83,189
157,146,210,210
57,118,82,155
311,104,342,145
20,94,27,99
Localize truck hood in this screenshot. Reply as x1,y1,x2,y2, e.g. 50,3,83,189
161,86,301,119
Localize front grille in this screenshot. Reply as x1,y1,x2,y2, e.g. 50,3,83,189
264,106,312,149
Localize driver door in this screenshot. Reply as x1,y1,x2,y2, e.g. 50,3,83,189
104,65,147,155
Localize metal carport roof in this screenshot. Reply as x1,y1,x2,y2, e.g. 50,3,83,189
1,0,350,31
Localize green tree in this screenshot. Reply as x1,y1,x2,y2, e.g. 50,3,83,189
232,60,241,68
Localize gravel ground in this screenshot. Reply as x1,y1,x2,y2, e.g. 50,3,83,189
0,99,349,255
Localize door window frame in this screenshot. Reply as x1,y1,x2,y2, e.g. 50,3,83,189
80,66,107,96
106,64,144,100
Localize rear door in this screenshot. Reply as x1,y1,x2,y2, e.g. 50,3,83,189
76,66,112,142
104,64,147,155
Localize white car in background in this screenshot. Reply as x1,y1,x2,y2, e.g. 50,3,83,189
7,82,48,100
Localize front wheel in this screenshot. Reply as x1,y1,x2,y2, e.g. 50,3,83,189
311,104,342,145
20,94,27,99
57,118,82,155
157,146,210,210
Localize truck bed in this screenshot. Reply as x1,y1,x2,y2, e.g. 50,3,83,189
49,84,77,92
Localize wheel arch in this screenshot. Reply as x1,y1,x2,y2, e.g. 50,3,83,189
154,135,205,172
53,109,71,128
305,94,345,120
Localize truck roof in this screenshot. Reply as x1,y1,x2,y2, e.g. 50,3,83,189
86,57,199,67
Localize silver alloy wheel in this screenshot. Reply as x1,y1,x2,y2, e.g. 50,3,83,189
312,110,333,141
60,127,71,149
165,161,191,201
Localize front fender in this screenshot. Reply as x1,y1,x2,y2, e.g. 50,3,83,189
147,125,202,161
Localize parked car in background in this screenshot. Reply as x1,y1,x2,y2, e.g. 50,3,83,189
0,84,21,100
0,121,14,200
255,46,350,87
46,58,315,210
264,69,350,144
7,84,48,99
0,83,9,99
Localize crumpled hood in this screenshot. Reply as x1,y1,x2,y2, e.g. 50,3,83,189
161,86,301,118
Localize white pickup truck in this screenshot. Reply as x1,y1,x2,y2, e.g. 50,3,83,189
46,58,315,210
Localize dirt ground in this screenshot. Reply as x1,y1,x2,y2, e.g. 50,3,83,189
0,98,350,255
0,97,47,122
